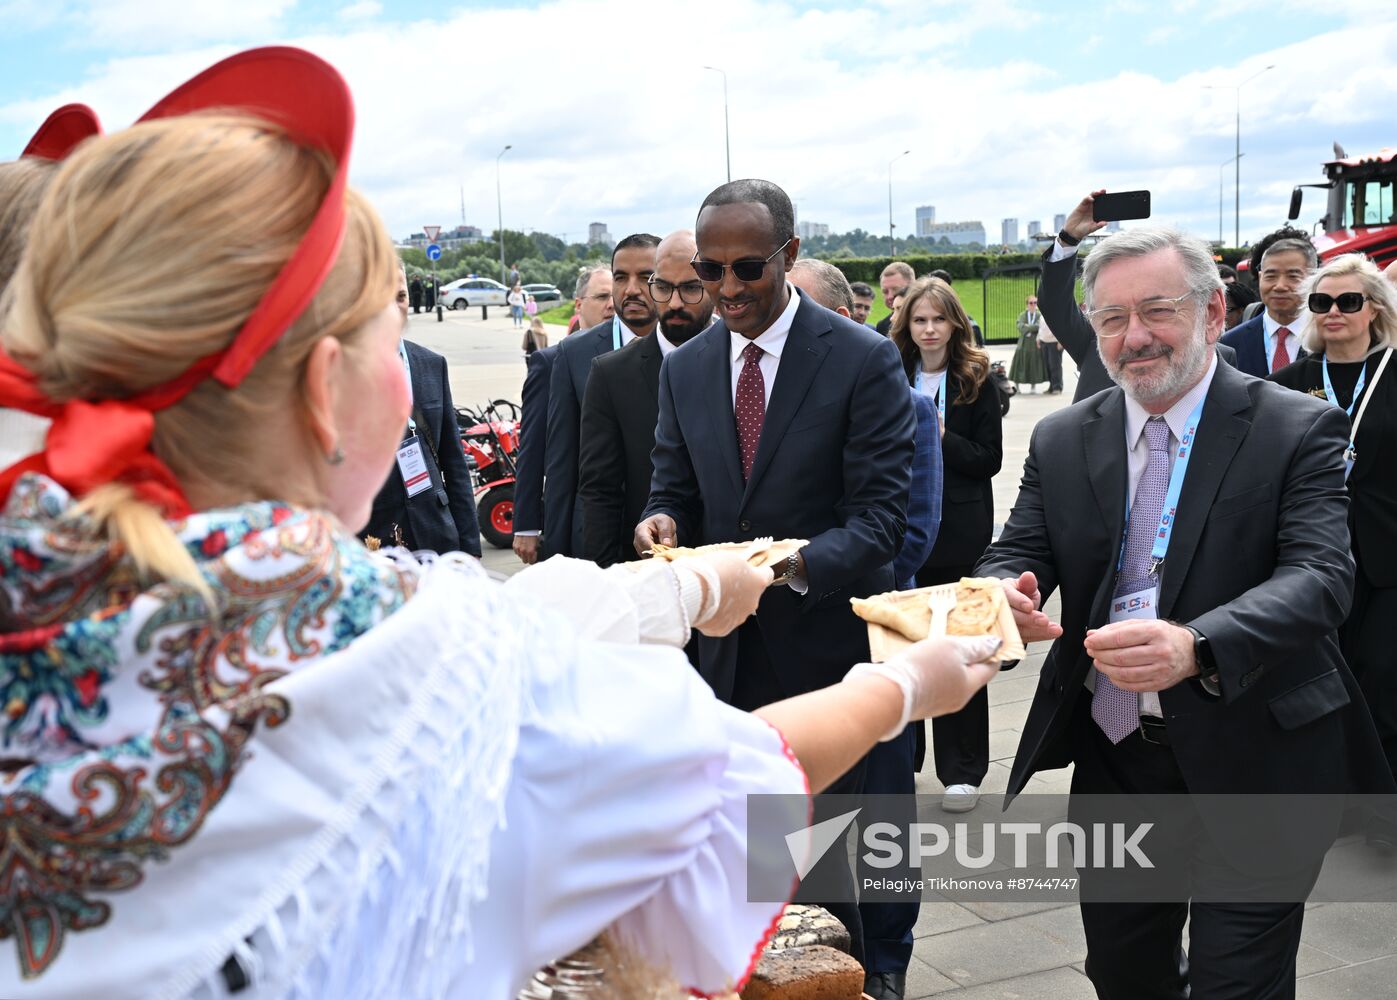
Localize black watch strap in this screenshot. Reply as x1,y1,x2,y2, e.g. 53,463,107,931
1184,625,1219,681
1057,228,1081,247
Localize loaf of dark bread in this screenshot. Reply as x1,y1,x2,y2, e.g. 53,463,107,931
740,944,863,1000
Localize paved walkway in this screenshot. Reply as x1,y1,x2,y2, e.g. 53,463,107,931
405,310,1397,998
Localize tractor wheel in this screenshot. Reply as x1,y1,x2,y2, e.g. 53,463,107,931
478,484,515,549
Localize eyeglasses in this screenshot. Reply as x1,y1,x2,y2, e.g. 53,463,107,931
1308,292,1368,314
1085,293,1195,339
648,277,707,304
691,238,792,283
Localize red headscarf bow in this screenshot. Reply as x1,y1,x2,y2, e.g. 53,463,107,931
0,47,354,518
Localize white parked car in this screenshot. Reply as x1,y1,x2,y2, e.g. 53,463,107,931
440,276,509,310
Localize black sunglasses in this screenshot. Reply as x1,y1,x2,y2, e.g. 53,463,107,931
1309,292,1368,314
691,238,792,283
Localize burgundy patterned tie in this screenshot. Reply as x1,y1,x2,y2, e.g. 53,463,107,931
1271,327,1292,372
735,342,766,480
1093,417,1171,744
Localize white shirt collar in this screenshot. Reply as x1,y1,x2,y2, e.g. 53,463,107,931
1123,352,1218,449
656,330,679,356
730,283,800,364
1263,309,1309,341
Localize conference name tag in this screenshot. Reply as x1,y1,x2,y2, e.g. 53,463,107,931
1110,586,1158,624
396,437,432,498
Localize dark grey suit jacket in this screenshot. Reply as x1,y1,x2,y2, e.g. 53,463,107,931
1039,247,1238,400
976,360,1390,812
578,332,662,566
544,320,617,558
513,344,555,534
362,341,481,557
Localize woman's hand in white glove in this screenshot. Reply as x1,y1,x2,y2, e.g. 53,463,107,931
846,635,1003,741
686,551,773,637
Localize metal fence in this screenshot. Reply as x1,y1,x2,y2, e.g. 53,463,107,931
973,261,1044,345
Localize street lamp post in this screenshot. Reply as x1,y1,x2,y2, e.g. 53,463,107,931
1205,65,1273,246
496,144,512,286
1219,153,1243,245
703,65,731,183
888,149,910,256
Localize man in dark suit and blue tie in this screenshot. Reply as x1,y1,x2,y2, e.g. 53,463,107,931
636,179,916,963
1219,229,1316,378
977,227,1392,999
512,265,613,565
543,235,659,559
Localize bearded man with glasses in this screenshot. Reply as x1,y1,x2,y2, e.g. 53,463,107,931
578,229,713,566
635,179,916,966
976,226,1393,1000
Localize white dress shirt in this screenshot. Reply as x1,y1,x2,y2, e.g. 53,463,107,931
1261,310,1306,373
729,283,801,407
657,329,680,356
1114,353,1219,717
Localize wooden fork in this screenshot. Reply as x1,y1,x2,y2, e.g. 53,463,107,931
742,535,775,564
926,583,958,637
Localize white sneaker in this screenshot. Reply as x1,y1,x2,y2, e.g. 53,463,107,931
941,784,980,813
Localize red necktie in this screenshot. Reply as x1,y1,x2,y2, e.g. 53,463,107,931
1271,327,1291,371
735,342,766,480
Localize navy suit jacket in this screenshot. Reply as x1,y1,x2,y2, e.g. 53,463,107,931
894,389,942,588
361,341,481,557
643,289,916,701
513,344,555,534
1220,313,1307,379
544,320,617,557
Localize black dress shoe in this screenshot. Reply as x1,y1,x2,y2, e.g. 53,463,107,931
864,970,907,1000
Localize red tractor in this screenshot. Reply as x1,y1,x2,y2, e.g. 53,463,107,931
1286,144,1397,268
457,400,520,550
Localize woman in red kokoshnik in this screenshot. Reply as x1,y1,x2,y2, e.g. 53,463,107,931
0,48,1001,998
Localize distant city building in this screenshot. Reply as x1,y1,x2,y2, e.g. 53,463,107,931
915,205,936,236
1053,213,1067,232
1001,218,1019,247
1028,220,1043,239
400,224,486,251
1105,220,1122,233
923,221,987,246
796,220,830,239
588,221,614,247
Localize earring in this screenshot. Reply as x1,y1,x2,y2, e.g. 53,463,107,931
327,446,346,466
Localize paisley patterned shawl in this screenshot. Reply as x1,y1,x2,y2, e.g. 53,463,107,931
0,473,415,980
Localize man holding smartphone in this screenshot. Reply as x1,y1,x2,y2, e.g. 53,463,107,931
1039,190,1237,401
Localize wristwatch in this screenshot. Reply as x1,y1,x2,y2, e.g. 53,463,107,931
772,552,800,586
1182,625,1219,682
1057,228,1081,247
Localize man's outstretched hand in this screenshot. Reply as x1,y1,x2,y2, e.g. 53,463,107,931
999,572,1063,644
1063,190,1110,243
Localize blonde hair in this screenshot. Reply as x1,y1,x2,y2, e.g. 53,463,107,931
2,114,397,593
1298,253,1397,354
0,157,57,293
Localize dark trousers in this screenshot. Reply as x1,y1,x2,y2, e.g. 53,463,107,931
1343,567,1397,779
730,619,868,963
857,724,919,973
914,563,990,785
1041,341,1064,391
1072,716,1320,1000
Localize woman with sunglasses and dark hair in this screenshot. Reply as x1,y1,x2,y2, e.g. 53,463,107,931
890,277,1004,811
1271,253,1397,845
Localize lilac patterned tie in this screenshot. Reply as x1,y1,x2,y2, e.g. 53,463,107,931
1092,416,1172,744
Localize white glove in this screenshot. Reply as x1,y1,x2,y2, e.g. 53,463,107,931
845,635,1003,741
684,550,774,637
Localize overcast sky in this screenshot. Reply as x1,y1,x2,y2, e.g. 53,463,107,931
2,0,1395,247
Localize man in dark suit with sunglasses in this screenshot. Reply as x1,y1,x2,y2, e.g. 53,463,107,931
578,230,713,566
636,179,916,967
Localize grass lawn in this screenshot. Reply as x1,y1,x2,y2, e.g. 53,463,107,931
539,301,574,325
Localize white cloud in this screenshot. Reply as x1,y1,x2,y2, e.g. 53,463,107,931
337,0,381,19
3,0,1396,248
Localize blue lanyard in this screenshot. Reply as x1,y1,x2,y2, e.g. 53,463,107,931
398,340,416,435
915,369,948,426
1322,354,1366,421
1117,396,1207,577
611,316,626,351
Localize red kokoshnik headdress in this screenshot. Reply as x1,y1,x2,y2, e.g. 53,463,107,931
0,47,354,518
